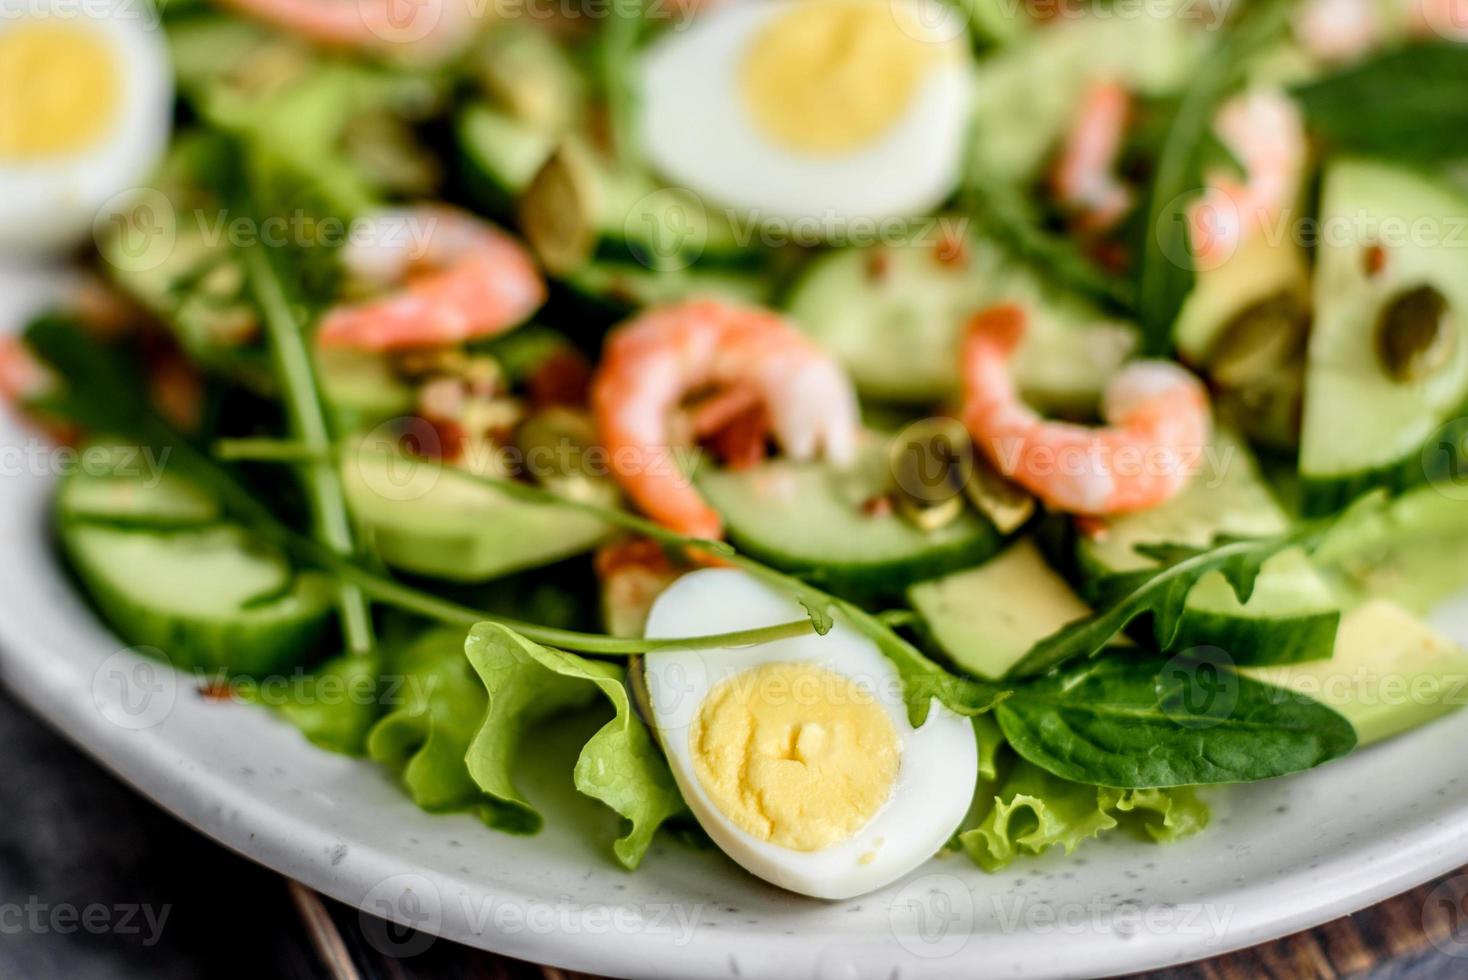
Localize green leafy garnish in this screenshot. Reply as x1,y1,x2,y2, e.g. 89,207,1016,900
1294,44,1468,163
241,650,386,756
959,758,1210,872
996,653,1358,787
1008,512,1356,678
366,629,526,823
464,623,685,869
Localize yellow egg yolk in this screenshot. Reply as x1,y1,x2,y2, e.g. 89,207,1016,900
0,22,119,160
740,0,947,155
690,661,900,851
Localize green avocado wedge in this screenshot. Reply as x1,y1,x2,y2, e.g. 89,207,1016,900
1243,600,1468,746
909,537,1093,680
341,443,615,582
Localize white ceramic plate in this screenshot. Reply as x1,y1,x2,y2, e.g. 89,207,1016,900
4,279,1468,979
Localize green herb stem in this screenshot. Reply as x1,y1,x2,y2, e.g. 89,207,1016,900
243,244,375,654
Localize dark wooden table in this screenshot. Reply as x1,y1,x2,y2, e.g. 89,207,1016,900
3,684,1463,980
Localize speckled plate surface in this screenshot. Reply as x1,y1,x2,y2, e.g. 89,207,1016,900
4,273,1468,979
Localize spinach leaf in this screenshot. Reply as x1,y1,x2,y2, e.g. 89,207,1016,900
996,653,1357,787
1294,44,1468,162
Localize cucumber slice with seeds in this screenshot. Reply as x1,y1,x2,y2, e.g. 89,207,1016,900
62,523,336,675
784,233,1135,412
1077,431,1340,665
696,433,1003,596
58,444,336,674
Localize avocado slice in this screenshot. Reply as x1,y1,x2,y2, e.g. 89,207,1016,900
1243,600,1468,746
1299,160,1468,514
909,537,1092,680
342,443,614,582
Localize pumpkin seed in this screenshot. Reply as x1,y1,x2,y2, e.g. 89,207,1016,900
963,453,1035,534
516,406,598,482
889,418,972,532
1208,292,1308,388
1376,284,1456,382
518,142,601,276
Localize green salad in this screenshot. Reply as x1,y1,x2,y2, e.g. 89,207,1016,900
6,0,1468,902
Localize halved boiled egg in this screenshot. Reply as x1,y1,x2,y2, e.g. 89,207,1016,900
641,568,978,899
637,0,973,227
0,0,172,255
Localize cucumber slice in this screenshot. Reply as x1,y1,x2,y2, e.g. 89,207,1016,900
1243,600,1468,746
1077,432,1340,664
1315,483,1468,614
696,433,1002,595
342,446,614,582
784,233,1135,411
1300,160,1468,514
458,104,557,206
909,538,1091,680
59,445,221,529
61,523,336,676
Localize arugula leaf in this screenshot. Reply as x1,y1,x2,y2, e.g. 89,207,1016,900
1294,44,1468,163
464,623,686,869
996,653,1357,787
959,758,1209,872
1007,518,1344,679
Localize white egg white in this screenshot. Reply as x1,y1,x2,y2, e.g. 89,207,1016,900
0,0,173,256
641,568,978,900
636,0,974,229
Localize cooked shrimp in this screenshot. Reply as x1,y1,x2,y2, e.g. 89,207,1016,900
316,206,545,352
1051,80,1133,232
592,300,859,539
960,305,1211,516
214,0,479,59
0,336,52,407
1410,0,1468,41
1294,0,1381,60
1187,90,1306,268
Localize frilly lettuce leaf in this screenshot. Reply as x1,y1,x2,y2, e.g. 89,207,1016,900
464,623,686,870
365,629,533,827
959,759,1209,872
243,651,386,756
